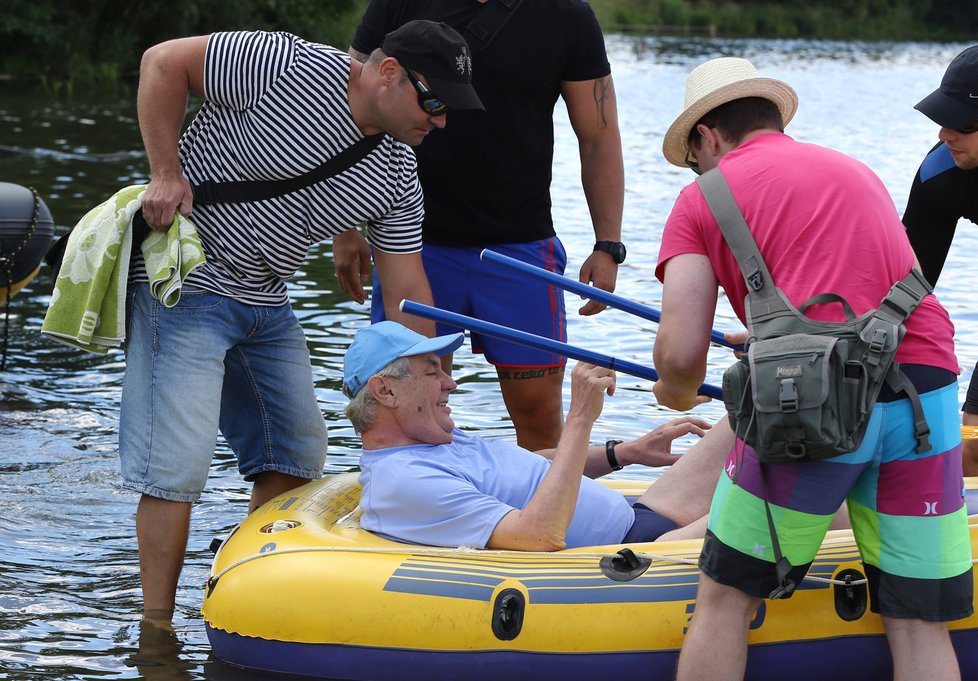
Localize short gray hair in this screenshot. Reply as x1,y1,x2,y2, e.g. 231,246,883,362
345,356,412,434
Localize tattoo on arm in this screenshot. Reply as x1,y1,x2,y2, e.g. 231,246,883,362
592,76,612,129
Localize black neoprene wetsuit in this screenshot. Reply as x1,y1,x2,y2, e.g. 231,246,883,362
903,141,978,412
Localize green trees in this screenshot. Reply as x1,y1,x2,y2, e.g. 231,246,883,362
2,0,974,90
587,0,978,40
0,0,367,90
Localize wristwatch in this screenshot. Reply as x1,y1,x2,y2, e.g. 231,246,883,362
605,439,625,471
593,240,626,264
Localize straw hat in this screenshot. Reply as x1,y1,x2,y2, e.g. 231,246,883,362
662,57,798,167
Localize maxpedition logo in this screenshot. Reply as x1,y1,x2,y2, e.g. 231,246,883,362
776,364,803,378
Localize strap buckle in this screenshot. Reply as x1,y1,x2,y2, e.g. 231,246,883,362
779,378,798,412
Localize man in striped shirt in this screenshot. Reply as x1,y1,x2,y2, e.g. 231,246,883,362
125,21,483,618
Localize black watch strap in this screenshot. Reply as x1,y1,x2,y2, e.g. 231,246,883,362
593,240,626,264
605,439,625,471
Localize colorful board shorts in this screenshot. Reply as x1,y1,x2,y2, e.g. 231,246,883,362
701,370,974,621
371,238,568,368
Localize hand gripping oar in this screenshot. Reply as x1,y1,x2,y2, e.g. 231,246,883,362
480,249,743,351
400,299,723,400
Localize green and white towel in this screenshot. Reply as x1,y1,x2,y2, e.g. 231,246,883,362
41,185,206,354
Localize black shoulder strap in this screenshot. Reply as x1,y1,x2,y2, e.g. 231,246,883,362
192,133,385,205
463,0,524,53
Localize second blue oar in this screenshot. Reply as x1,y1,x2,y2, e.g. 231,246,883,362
480,249,742,351
400,299,723,400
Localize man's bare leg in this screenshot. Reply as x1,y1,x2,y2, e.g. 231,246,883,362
885,617,961,681
136,494,191,618
250,471,312,513
676,572,760,681
637,418,734,527
496,364,565,451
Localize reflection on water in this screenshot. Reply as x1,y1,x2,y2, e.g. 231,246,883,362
0,37,973,679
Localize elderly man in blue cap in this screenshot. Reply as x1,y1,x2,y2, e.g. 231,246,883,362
342,320,730,552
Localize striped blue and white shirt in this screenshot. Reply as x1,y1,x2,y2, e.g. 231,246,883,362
138,30,424,306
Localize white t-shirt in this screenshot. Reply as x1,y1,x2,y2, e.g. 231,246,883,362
358,429,634,548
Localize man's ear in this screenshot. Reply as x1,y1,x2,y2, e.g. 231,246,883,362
377,57,400,87
695,123,721,155
367,375,397,406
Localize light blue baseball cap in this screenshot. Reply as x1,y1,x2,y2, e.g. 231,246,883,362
343,321,464,397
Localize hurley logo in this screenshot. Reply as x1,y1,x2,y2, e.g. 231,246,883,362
456,46,472,75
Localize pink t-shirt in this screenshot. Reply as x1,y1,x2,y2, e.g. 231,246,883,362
656,133,957,373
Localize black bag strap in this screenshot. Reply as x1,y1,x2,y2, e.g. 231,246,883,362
192,133,385,205
463,0,524,53
45,133,385,283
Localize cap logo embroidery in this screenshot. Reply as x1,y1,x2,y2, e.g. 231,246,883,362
970,93,978,99
456,46,472,76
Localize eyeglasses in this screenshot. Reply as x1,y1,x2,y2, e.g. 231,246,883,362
404,68,448,116
954,120,978,134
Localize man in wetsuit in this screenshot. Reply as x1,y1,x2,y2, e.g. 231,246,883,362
904,44,978,476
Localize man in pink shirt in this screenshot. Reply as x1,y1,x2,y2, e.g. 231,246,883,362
654,58,972,681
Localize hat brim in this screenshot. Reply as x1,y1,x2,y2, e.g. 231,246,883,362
426,76,485,112
914,88,978,130
402,331,465,359
662,77,799,167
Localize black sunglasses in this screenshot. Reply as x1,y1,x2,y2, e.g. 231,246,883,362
404,68,448,116
955,120,978,135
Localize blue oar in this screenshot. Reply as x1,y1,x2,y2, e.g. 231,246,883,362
400,299,723,400
480,249,742,351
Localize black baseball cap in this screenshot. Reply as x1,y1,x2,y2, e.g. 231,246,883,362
381,20,484,112
915,46,978,129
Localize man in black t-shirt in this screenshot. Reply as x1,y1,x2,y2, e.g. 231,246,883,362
335,1,625,452
905,45,978,475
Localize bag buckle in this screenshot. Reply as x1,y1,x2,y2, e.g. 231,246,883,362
779,378,798,412
866,327,888,366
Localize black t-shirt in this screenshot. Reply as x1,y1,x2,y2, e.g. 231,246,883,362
903,141,978,286
351,0,611,246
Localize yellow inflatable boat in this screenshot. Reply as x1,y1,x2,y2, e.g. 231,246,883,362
203,473,978,680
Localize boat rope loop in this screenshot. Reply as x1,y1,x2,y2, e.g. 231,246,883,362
208,544,978,595
0,186,40,372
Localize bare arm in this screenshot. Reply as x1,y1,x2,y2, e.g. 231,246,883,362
332,228,372,304
373,249,435,336
652,254,719,411
487,363,614,551
561,75,624,316
137,36,208,230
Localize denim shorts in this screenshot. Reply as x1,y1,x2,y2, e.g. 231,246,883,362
119,284,328,502
371,238,569,368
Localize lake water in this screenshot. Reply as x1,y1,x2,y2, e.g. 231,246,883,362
0,36,973,680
